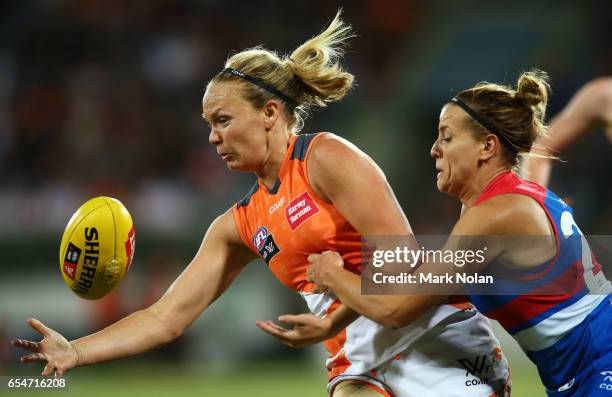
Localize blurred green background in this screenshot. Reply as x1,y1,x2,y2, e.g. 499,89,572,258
4,359,545,397
1,1,610,396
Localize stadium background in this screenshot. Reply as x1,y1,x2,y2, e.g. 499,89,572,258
1,1,610,396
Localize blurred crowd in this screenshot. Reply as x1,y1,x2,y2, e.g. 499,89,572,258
1,0,611,234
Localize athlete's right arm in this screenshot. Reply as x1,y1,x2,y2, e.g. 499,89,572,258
523,77,612,186
11,209,256,376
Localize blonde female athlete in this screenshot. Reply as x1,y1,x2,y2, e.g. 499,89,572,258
11,12,510,397
301,71,612,396
523,76,612,186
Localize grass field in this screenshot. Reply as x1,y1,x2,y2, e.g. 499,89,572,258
3,359,545,396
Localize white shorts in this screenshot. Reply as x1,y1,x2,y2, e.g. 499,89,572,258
328,310,511,397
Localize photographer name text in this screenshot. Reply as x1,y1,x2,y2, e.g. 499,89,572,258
372,272,494,284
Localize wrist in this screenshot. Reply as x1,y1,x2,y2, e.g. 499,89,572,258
324,310,342,337
321,316,333,333
70,342,84,367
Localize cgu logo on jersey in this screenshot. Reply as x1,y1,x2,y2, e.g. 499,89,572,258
269,197,285,214
285,192,319,231
252,227,280,265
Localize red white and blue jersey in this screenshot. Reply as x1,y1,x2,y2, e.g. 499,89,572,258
467,171,612,394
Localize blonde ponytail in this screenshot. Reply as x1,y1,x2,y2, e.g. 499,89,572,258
286,10,355,106
210,9,355,131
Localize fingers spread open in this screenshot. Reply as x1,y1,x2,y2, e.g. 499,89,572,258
21,352,46,363
42,363,54,377
11,339,40,352
55,366,66,377
27,318,49,337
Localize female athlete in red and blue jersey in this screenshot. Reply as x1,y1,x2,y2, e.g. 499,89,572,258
298,71,612,396
465,170,611,396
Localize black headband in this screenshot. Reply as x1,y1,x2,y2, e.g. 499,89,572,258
221,68,296,106
450,97,518,156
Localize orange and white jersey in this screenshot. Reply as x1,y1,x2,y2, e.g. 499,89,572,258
232,133,510,396
233,134,470,372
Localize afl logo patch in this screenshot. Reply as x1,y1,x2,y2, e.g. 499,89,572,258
252,227,281,264
253,227,269,250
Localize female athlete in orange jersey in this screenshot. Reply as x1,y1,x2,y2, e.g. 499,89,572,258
12,11,510,396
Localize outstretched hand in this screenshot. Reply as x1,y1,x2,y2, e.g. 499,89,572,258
256,313,334,348
11,318,79,376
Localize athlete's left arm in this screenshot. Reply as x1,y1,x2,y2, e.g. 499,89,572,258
309,199,508,329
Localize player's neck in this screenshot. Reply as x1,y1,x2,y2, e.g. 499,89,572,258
459,166,511,208
256,128,295,189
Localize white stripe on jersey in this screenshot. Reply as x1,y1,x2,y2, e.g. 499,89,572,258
299,290,336,316
513,293,609,352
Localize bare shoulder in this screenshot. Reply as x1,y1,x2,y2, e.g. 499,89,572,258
209,208,247,247
307,133,384,201
308,133,372,164
457,194,549,235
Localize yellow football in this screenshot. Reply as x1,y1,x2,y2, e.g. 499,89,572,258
59,197,135,300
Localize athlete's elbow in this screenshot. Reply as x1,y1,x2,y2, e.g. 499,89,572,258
164,326,185,344
160,318,185,342
377,306,410,330
146,305,186,344
384,314,410,330
378,317,401,330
